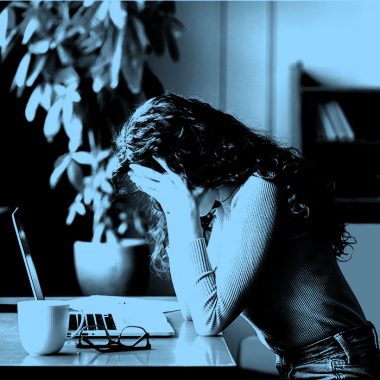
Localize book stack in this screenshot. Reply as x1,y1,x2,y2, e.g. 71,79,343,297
316,100,355,142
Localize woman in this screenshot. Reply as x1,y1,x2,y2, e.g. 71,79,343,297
114,93,380,379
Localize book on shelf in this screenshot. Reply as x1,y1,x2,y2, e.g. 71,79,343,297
316,103,336,141
331,100,355,141
316,101,355,142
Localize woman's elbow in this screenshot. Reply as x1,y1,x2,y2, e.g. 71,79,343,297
181,310,193,321
193,320,222,336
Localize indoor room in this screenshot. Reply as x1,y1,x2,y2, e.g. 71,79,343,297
1,1,379,377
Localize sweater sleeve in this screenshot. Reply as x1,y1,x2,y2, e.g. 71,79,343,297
166,246,192,321
168,176,279,336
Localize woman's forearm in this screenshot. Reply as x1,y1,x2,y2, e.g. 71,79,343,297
166,177,280,336
165,212,204,249
168,248,193,321
165,214,203,322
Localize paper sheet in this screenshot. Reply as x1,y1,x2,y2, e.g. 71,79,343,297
68,295,179,315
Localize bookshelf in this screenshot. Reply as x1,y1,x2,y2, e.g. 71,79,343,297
292,62,380,223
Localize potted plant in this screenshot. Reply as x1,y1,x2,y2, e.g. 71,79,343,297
0,0,183,295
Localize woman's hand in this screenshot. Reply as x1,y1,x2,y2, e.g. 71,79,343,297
128,157,203,237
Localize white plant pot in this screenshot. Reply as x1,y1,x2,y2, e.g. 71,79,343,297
73,239,150,296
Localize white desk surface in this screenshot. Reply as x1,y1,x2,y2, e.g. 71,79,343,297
0,297,236,367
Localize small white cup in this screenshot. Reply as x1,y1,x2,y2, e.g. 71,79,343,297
17,300,84,355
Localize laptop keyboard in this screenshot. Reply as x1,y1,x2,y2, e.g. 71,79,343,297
69,313,117,331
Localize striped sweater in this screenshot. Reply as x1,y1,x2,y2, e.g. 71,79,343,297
167,175,366,349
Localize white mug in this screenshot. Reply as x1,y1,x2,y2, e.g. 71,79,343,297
17,300,84,355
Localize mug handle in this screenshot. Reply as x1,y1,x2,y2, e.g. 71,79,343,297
67,308,85,340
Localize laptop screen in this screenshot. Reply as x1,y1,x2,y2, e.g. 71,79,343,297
12,207,44,300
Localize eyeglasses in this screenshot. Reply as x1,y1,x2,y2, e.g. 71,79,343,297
76,325,151,353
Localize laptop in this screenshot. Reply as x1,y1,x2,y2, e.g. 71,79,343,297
12,207,175,338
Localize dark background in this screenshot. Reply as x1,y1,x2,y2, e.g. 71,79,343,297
0,46,92,297
0,48,174,298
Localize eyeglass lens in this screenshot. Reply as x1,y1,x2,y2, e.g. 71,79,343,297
77,325,150,352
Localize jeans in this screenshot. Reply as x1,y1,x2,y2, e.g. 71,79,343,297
273,322,380,379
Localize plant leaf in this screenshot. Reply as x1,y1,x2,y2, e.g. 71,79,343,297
25,85,41,122
71,151,94,165
93,171,105,188
62,95,73,131
16,84,26,97
169,16,184,38
88,129,97,153
131,17,149,51
56,67,79,87
93,74,106,93
79,33,102,54
71,90,81,103
54,153,69,168
84,184,93,205
101,27,113,59
121,21,143,94
110,30,123,88
56,45,72,65
77,53,96,69
7,7,15,29
80,2,100,29
10,2,29,9
43,98,63,141
93,1,109,25
14,53,31,88
50,155,71,188
51,24,66,48
0,206,10,215
67,116,83,153
165,22,180,62
65,83,81,102
67,160,84,192
109,0,126,29
0,8,8,50
73,201,86,216
1,28,16,62
40,83,52,110
66,204,77,225
100,180,113,194
22,17,39,45
54,84,66,97
26,54,47,87
96,149,111,162
83,0,95,7
28,39,50,54
106,155,117,177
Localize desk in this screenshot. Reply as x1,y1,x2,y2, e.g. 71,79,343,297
0,297,236,367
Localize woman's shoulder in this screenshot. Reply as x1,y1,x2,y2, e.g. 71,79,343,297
231,174,279,209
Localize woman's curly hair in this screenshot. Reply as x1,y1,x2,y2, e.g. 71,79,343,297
114,93,355,274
